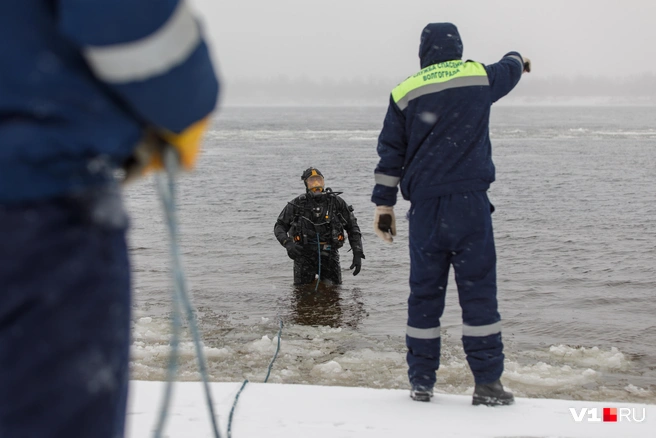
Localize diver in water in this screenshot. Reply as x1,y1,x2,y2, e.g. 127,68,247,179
274,167,365,285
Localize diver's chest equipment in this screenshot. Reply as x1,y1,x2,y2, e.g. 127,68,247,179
291,192,346,248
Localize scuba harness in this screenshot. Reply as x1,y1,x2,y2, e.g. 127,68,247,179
289,188,347,254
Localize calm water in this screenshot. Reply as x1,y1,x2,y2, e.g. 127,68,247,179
125,105,656,403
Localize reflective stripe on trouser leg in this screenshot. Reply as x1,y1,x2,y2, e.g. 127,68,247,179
451,191,504,384
406,197,450,389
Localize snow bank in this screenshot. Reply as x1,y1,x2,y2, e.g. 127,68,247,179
126,380,655,438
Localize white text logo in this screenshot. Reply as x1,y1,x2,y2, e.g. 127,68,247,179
569,407,646,423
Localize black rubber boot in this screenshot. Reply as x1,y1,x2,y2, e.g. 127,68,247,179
410,386,434,402
472,379,514,406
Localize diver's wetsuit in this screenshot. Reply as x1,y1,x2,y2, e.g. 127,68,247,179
274,190,363,285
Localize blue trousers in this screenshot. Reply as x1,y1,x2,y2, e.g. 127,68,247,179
0,187,131,438
406,191,504,388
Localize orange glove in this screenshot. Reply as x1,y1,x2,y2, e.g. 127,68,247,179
147,117,211,171
123,117,211,183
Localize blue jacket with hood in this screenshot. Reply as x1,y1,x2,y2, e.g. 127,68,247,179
371,23,524,206
0,0,219,203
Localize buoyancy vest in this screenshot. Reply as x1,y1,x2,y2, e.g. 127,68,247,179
289,192,346,249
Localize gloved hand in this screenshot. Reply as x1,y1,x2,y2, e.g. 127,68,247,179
522,57,531,73
122,117,211,183
349,252,364,276
156,117,210,170
284,240,304,260
374,205,396,243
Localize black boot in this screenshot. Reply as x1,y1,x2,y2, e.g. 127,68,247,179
472,379,514,406
410,386,433,402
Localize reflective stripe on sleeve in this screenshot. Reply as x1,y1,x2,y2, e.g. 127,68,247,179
506,54,524,68
406,325,440,340
462,321,502,337
83,1,201,83
375,173,401,187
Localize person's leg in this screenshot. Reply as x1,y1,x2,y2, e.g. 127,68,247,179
449,191,504,385
0,187,131,438
406,199,450,392
320,251,342,285
293,257,317,285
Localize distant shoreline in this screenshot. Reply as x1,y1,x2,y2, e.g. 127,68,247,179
219,98,656,108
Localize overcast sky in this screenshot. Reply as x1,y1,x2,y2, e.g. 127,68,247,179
189,0,655,81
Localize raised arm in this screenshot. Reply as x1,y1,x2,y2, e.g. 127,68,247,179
484,52,526,103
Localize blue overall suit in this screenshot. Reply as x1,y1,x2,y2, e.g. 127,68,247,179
0,1,219,436
371,22,525,391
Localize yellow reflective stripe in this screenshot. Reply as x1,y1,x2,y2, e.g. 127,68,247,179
84,1,200,83
392,61,489,110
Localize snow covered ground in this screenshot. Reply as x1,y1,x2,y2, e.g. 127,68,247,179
126,380,655,438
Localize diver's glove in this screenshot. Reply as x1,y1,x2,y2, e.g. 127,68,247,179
522,57,531,73
374,206,396,243
123,117,210,183
349,252,364,276
284,240,304,260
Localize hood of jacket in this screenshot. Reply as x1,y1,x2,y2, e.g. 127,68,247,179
418,23,463,68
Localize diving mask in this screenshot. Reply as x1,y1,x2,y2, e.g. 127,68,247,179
306,175,324,193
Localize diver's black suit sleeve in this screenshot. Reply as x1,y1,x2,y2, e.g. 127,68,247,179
336,197,364,256
274,201,296,246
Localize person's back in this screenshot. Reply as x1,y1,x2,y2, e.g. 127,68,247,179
0,1,219,437
372,22,529,406
372,22,524,206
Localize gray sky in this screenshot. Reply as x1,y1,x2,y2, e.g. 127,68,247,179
190,0,656,81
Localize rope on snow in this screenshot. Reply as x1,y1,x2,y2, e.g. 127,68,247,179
227,319,284,438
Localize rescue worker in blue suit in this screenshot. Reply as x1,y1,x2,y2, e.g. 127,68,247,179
0,1,219,437
371,22,530,405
